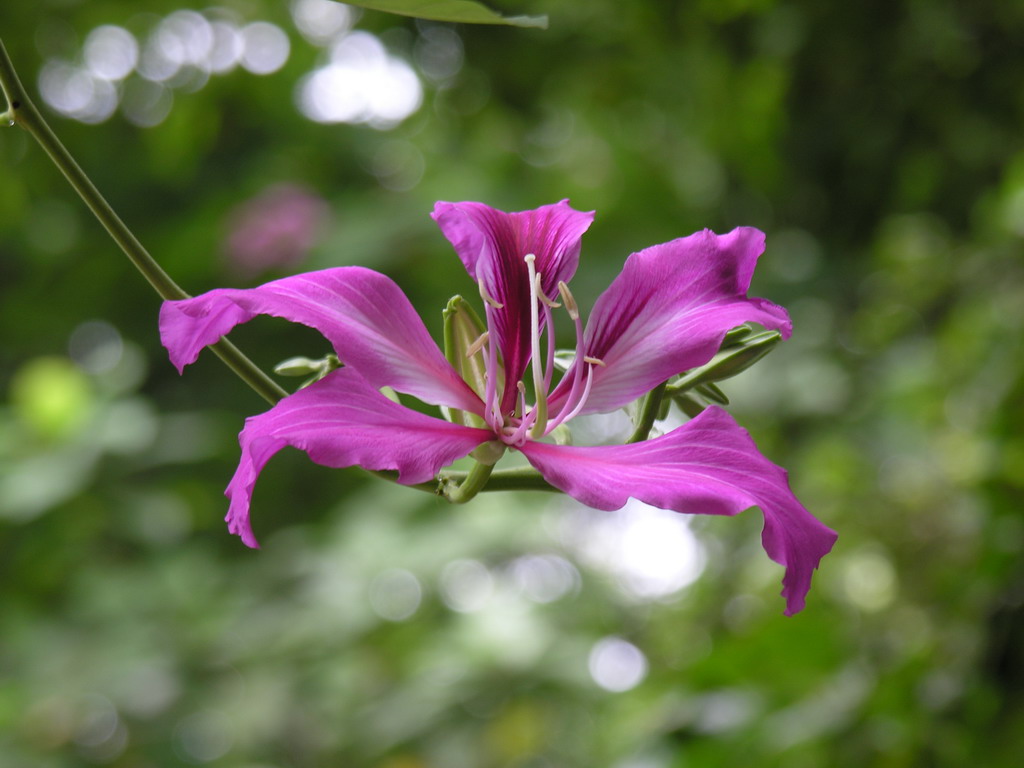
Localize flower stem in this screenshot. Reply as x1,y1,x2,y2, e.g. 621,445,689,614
0,38,287,407
440,459,495,503
627,380,668,443
371,465,558,496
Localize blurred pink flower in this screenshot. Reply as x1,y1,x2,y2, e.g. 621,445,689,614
225,184,330,277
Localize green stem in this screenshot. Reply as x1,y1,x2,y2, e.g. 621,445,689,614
441,459,495,503
470,465,557,492
0,38,287,407
373,465,558,495
627,380,668,443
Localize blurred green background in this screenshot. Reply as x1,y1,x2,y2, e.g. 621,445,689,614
2,1,1023,765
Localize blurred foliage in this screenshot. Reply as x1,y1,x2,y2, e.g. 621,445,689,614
2,0,1024,766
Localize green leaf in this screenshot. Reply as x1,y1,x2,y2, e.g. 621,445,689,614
338,0,548,28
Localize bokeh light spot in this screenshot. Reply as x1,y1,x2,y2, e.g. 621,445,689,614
368,568,423,621
291,0,355,46
68,320,123,375
83,25,138,82
440,559,494,613
241,22,290,75
588,637,648,692
297,31,422,128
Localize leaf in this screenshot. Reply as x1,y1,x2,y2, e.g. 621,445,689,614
338,0,548,28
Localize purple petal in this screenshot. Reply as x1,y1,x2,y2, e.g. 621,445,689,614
431,200,595,412
225,367,493,547
160,267,481,413
552,227,791,415
519,406,836,615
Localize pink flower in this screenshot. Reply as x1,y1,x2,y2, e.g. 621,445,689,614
224,184,329,278
160,200,836,615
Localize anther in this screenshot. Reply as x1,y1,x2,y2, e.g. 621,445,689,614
536,274,561,308
557,281,579,320
478,282,504,309
583,356,606,367
465,331,490,358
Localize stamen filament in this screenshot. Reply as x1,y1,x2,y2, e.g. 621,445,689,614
542,299,556,393
547,362,597,431
507,400,537,446
524,254,548,438
548,281,587,426
482,300,502,430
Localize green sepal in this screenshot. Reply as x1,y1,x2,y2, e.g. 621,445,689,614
656,394,672,421
668,330,781,395
721,324,755,348
695,382,729,405
550,424,573,445
672,393,707,418
471,439,506,466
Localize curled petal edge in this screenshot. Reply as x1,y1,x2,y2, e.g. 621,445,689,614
225,367,492,547
519,405,836,615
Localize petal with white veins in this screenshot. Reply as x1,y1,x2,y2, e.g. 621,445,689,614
551,227,791,415
160,266,482,412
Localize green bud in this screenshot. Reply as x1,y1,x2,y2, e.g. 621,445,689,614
275,353,341,389
669,330,781,394
273,356,324,377
442,295,490,428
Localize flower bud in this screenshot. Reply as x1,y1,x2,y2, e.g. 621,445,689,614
669,330,781,394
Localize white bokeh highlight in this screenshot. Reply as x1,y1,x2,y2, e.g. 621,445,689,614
589,637,648,692
297,31,422,128
559,498,707,601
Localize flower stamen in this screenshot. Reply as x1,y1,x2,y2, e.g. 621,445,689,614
536,273,561,308
482,299,502,430
465,330,490,359
524,254,549,438
541,298,557,393
479,282,504,310
557,280,579,320
551,362,597,427
547,280,587,429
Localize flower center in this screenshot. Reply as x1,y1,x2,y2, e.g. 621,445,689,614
471,255,603,447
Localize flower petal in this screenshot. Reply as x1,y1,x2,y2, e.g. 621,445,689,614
160,266,481,412
519,406,836,615
552,227,791,415
225,367,493,547
431,200,595,412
